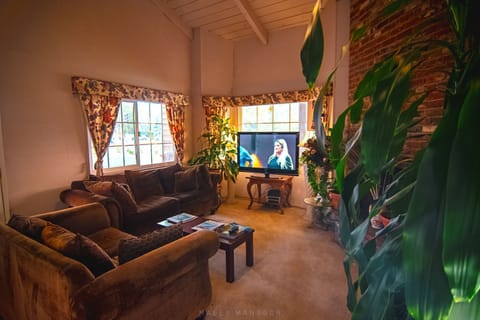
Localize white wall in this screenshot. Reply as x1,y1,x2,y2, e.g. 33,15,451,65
0,0,191,215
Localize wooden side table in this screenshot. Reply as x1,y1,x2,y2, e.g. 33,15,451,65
246,175,293,213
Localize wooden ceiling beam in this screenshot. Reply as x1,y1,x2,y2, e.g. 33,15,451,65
232,0,268,45
151,0,193,40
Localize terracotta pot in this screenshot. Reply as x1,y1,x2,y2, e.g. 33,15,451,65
329,192,340,210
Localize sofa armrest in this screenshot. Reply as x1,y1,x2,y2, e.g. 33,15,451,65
72,230,219,320
60,189,123,229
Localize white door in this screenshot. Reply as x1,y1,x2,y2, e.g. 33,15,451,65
0,113,9,223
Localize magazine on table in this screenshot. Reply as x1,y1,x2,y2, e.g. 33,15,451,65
192,220,224,231
168,213,197,224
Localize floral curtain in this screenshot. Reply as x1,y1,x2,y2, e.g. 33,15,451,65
202,86,334,132
165,103,185,163
72,77,189,171
77,94,120,176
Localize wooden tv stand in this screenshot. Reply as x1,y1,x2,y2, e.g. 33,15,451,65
245,175,293,214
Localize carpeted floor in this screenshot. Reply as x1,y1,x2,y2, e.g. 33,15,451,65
204,198,350,320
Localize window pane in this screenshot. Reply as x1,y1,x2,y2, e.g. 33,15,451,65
151,103,162,123
108,146,124,168
138,124,151,144
163,144,175,162
258,123,272,131
122,102,134,122
123,123,135,144
273,123,290,131
139,145,152,165
138,101,150,123
110,125,123,146
151,144,163,163
258,105,273,123
242,123,257,131
242,106,257,124
290,103,299,122
290,123,300,131
124,146,136,166
151,124,162,143
273,104,290,123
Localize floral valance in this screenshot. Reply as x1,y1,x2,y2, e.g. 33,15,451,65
201,87,324,108
71,76,189,106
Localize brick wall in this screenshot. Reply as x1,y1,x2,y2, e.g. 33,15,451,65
349,0,453,159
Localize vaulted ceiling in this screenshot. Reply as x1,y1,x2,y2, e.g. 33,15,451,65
152,0,319,44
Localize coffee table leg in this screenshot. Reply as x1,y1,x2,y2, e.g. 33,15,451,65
246,232,254,267
226,248,235,283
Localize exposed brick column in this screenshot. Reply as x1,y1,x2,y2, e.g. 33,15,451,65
349,0,453,158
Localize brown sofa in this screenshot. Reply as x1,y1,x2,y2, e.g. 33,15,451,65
60,163,221,235
0,202,219,320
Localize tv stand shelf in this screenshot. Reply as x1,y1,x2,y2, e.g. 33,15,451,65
246,176,293,214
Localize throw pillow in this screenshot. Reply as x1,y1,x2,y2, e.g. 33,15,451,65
41,223,116,277
157,163,182,194
125,169,165,202
118,224,183,264
7,215,48,242
111,181,137,215
83,181,113,196
195,164,213,189
174,166,198,193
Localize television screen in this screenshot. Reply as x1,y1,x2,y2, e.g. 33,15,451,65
237,132,300,176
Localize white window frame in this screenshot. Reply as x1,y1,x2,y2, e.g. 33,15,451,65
237,102,309,140
89,100,177,174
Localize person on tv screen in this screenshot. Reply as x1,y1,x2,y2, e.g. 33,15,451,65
267,138,293,170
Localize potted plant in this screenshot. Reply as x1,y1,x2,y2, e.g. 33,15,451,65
301,0,479,319
189,115,239,202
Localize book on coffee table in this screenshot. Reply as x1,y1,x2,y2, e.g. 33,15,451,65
192,220,224,231
168,213,197,224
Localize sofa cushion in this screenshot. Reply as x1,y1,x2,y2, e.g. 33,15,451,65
88,227,133,257
83,181,113,196
157,163,182,194
174,166,198,193
118,224,183,264
111,181,137,215
7,215,48,242
125,169,164,202
41,223,116,277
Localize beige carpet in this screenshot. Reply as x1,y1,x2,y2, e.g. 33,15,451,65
205,198,350,320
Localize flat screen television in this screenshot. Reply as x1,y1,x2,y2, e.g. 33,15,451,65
237,132,300,177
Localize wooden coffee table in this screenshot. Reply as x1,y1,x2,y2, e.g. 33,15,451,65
181,217,254,283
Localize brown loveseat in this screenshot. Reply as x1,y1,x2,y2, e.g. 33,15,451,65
60,163,220,235
0,202,219,320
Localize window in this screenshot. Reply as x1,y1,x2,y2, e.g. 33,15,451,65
237,102,308,133
91,100,176,171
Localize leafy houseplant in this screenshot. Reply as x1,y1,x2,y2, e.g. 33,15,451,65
189,115,239,184
300,135,334,205
301,0,479,319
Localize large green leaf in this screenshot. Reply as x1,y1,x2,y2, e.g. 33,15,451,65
301,0,324,89
403,106,459,319
443,75,480,302
352,231,406,320
361,56,413,178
